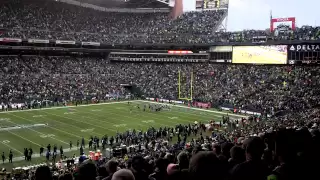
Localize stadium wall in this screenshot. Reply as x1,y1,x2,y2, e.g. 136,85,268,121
170,0,183,19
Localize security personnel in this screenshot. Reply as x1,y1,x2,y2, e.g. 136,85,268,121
8,150,13,163
69,141,72,150
40,146,44,156
1,152,5,163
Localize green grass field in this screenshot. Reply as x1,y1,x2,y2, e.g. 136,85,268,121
0,100,246,169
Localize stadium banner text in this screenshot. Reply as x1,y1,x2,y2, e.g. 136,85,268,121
0,38,22,43
56,40,76,45
28,39,50,44
146,98,184,104
232,45,288,64
193,102,211,108
81,42,101,46
288,44,320,64
288,44,320,52
168,50,193,54
209,46,232,63
209,46,232,52
221,107,262,116
270,17,296,32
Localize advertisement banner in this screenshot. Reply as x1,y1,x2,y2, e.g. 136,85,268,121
209,46,232,52
220,107,263,116
145,98,183,104
0,38,22,43
168,50,193,54
193,102,211,108
232,45,287,64
270,17,296,32
56,40,76,45
288,44,320,52
28,39,50,44
288,44,320,64
81,42,100,46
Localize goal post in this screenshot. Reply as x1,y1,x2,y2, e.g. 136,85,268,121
178,70,193,101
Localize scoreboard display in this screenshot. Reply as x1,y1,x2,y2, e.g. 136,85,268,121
288,44,320,64
196,0,222,9
232,45,287,64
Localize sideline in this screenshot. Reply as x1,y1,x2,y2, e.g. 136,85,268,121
0,99,247,164
136,100,248,118
6,146,86,163
0,101,128,114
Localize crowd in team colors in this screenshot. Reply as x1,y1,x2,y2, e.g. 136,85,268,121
1,0,320,179
2,104,320,180
0,0,319,44
1,56,320,115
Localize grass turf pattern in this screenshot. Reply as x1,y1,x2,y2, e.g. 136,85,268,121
0,100,246,169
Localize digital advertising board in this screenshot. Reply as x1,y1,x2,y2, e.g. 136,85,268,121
270,17,296,32
288,44,320,64
209,46,232,63
232,45,287,64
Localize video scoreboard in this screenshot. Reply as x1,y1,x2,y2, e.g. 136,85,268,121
210,43,320,65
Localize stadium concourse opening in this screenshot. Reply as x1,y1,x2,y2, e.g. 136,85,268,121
120,84,143,98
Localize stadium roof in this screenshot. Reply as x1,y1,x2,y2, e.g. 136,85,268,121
76,0,170,8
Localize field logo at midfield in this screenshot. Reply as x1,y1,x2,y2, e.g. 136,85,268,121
142,120,155,123
81,128,94,132
40,134,55,138
0,118,10,121
168,117,178,120
2,140,10,144
113,124,127,128
91,109,102,112
64,112,76,115
32,115,47,118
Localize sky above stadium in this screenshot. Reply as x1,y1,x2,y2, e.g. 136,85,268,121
227,0,320,31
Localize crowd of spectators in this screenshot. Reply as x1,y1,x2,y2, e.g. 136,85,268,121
0,0,319,44
1,56,319,115
0,0,320,179
3,104,320,180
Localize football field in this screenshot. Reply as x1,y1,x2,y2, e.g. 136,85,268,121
0,100,246,168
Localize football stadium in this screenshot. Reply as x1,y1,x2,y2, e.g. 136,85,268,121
0,0,320,179
0,100,245,166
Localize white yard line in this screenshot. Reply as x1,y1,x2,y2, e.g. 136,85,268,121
8,114,69,145
0,141,24,155
24,111,104,137
0,100,247,165
15,112,84,140
4,146,87,163
127,103,224,124
42,111,117,132
0,101,127,114
2,125,42,147
137,100,248,118
76,108,168,128
0,100,246,118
